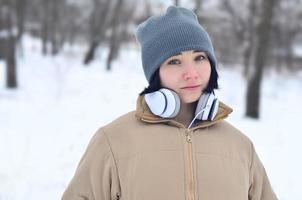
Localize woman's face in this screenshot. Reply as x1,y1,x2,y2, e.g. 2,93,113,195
159,50,211,103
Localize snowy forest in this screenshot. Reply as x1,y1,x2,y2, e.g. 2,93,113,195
1,0,302,199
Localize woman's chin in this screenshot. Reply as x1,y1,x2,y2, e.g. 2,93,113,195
180,93,201,104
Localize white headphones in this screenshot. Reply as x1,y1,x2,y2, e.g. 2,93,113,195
144,88,219,121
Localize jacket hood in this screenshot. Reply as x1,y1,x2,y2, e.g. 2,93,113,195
135,95,233,130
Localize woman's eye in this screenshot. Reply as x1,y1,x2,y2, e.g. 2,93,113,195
168,59,180,65
195,55,206,61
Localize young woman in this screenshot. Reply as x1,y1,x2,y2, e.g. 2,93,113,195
62,6,277,200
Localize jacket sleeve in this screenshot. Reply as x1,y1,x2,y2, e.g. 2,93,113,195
62,129,121,200
248,143,277,200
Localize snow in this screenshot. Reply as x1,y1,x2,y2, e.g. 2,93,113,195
1,35,302,199
293,44,302,57
0,28,18,39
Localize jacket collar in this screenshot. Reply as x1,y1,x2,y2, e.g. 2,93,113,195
135,95,233,130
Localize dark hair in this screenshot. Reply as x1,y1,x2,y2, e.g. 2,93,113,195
139,62,219,95
139,69,162,95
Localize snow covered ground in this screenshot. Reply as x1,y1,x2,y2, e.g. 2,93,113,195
0,35,301,199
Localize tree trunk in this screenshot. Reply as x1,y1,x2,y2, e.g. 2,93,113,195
41,0,50,55
1,1,18,88
84,40,99,65
273,26,283,72
285,39,294,71
106,0,124,71
243,0,256,78
174,0,179,6
284,29,299,71
243,42,253,77
245,0,277,118
194,0,202,13
15,0,27,41
106,32,118,71
50,0,59,55
83,0,111,65
0,17,5,60
6,34,17,88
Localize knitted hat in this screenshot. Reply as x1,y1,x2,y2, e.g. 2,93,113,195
135,5,217,83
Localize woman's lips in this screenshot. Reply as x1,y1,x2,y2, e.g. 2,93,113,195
181,85,201,91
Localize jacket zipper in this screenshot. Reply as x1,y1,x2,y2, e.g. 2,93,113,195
116,192,120,200
185,130,195,200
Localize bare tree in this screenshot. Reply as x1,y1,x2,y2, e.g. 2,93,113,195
84,0,112,65
40,0,66,55
107,0,137,70
0,0,17,88
41,0,50,55
49,0,62,55
242,0,257,77
272,0,302,71
62,3,83,47
194,0,203,13
221,0,260,78
15,0,27,41
245,0,277,118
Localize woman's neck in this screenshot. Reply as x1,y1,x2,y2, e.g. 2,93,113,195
174,101,197,128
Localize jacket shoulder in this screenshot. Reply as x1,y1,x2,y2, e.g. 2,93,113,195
102,111,140,133
213,120,253,146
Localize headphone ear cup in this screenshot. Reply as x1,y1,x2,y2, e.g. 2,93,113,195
170,90,181,118
195,93,210,120
195,92,219,121
202,93,215,120
144,90,168,116
208,98,219,121
159,88,181,118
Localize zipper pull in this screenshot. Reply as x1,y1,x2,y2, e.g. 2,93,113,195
186,131,192,143
116,192,120,200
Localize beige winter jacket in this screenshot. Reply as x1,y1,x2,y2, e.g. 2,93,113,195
62,95,277,200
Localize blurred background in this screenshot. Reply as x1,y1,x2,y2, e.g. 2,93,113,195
0,0,302,199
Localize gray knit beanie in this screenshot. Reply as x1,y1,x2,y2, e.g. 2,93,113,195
135,5,217,83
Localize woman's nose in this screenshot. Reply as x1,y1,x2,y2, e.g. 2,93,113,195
182,64,198,80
